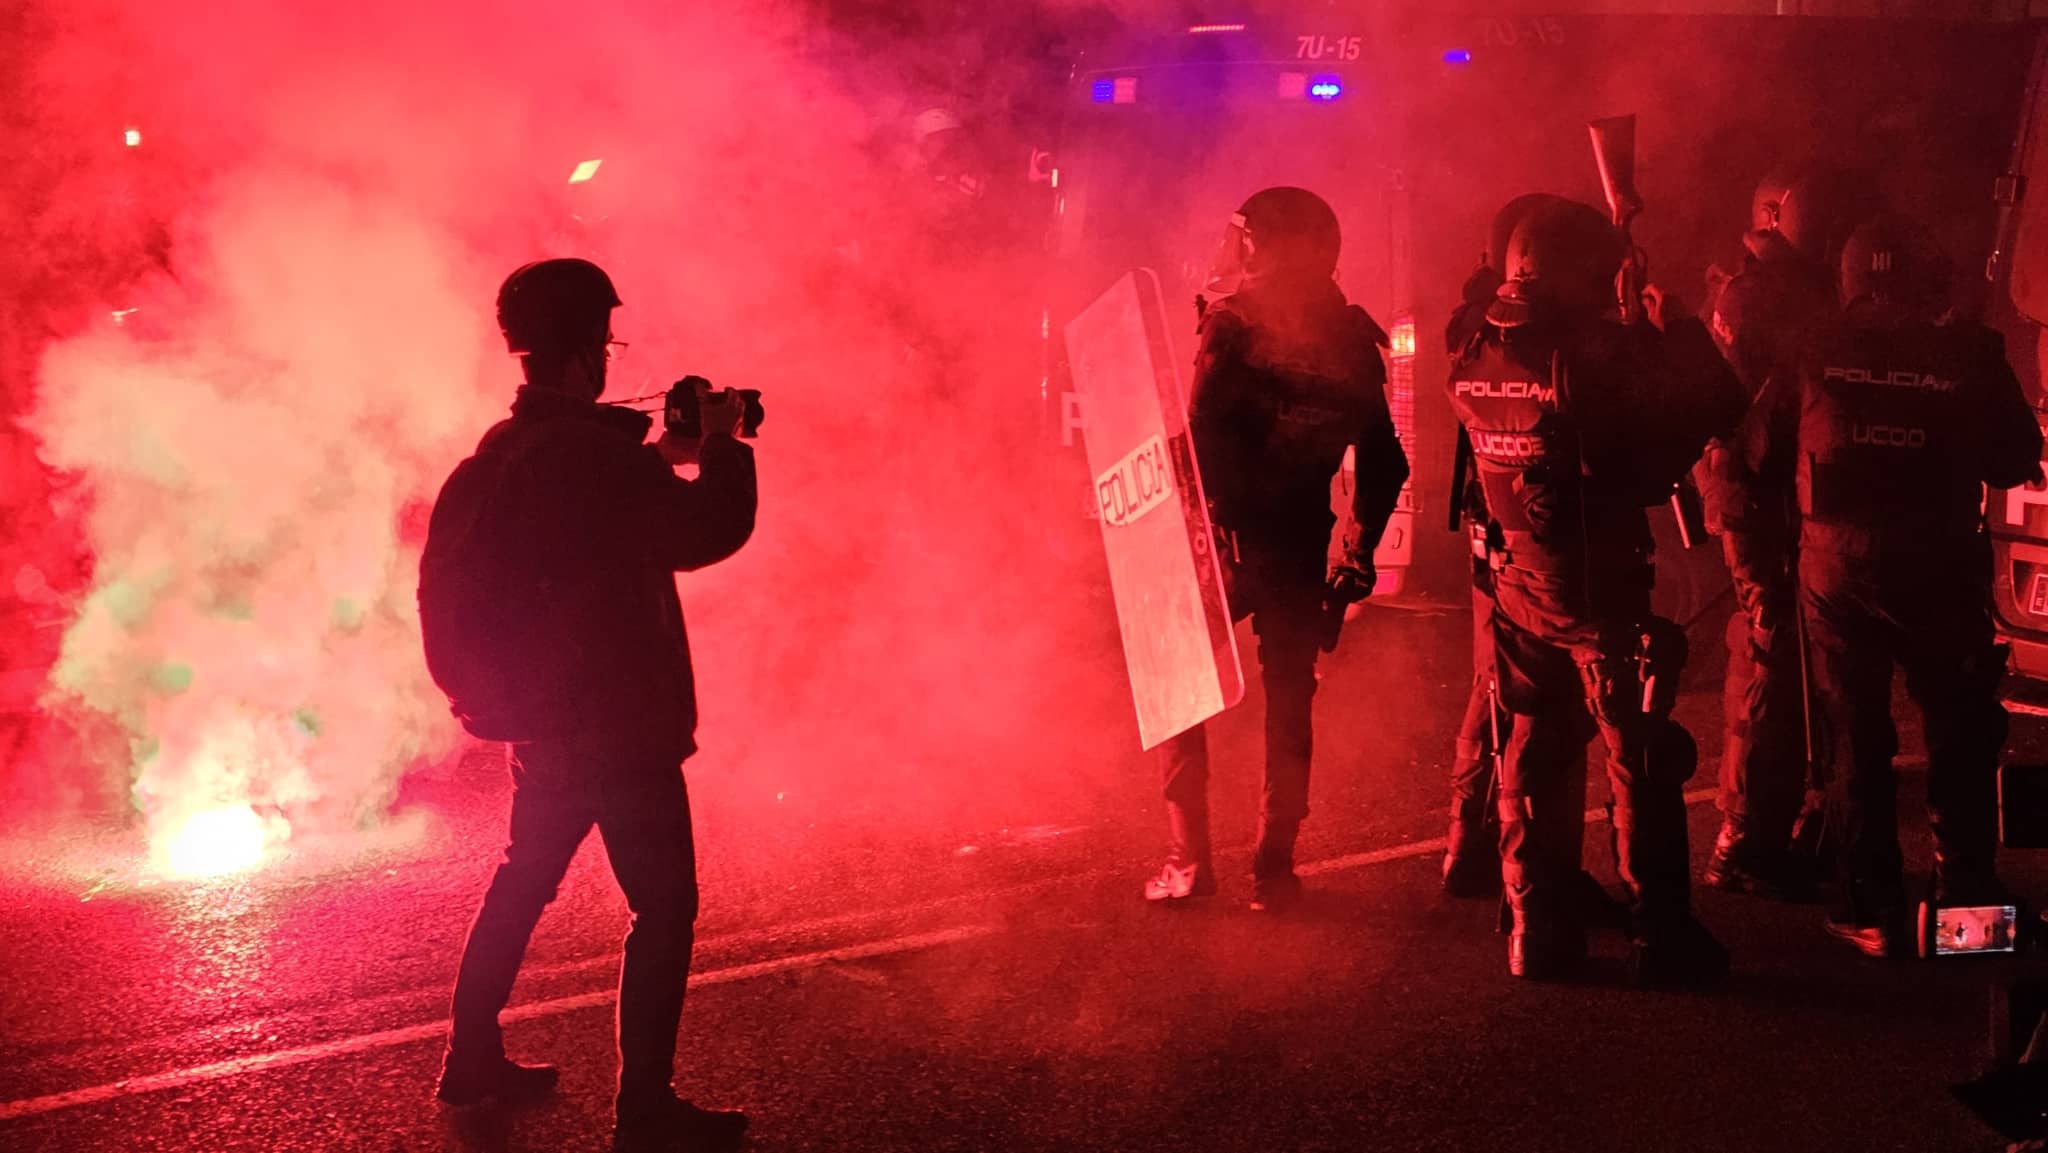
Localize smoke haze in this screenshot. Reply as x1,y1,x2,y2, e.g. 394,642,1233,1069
1,1,2037,880
1,0,1131,868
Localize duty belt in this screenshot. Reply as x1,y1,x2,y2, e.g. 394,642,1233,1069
1489,528,1575,575
1489,529,1652,581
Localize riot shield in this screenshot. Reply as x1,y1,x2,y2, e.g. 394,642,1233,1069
1066,270,1245,749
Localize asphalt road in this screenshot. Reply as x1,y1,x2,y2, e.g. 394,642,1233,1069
1,585,2042,1153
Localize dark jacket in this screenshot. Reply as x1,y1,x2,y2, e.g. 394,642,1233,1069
1188,277,1409,559
1695,234,1837,544
1752,314,2041,567
419,387,757,757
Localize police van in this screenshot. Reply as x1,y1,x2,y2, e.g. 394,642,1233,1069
1989,35,2048,700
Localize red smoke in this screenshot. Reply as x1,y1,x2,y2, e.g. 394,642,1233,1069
2,0,1125,873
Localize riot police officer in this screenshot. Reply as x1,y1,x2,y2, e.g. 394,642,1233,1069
1445,196,1744,982
1145,186,1410,912
1699,169,1871,895
1752,216,2041,956
1443,195,1594,899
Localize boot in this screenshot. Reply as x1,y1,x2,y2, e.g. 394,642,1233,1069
1705,818,1817,900
1442,794,1500,898
1505,893,1585,980
614,1091,750,1153
436,1053,560,1107
1143,800,1216,902
1250,816,1302,911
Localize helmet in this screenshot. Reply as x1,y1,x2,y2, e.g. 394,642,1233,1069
1838,214,1950,317
1208,187,1342,294
1486,193,1573,273
1487,197,1625,327
1751,168,1878,267
495,258,621,357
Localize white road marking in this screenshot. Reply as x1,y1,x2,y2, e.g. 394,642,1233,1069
0,785,1737,1124
1298,787,1718,877
0,925,997,1124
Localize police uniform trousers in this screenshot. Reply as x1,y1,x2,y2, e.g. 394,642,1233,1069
1715,526,1816,853
1449,578,1499,842
449,733,700,1102
1801,546,2008,918
1489,564,1694,926
1161,538,1325,878
1451,571,1592,873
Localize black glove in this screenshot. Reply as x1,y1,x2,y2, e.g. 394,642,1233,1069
1327,557,1376,610
1317,558,1376,654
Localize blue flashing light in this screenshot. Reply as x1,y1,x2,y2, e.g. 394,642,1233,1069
1444,49,1473,66
1090,79,1115,103
1307,75,1343,101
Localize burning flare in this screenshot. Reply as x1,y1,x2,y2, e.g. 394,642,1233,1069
160,804,269,878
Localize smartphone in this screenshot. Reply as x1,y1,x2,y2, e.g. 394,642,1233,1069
1921,901,2019,958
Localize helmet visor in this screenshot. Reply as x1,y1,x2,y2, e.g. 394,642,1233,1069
1204,212,1252,297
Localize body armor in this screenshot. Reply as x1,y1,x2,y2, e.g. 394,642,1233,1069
1797,322,2012,561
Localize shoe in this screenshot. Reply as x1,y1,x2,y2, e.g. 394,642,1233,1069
435,1056,560,1107
1249,872,1303,912
614,1092,750,1152
1442,851,1501,899
1825,913,1906,959
1142,860,1216,902
1507,922,1587,980
1628,917,1730,988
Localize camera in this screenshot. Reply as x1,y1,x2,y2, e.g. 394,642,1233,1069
664,375,765,439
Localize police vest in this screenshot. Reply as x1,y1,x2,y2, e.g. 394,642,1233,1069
1798,322,1987,558
1446,335,1582,570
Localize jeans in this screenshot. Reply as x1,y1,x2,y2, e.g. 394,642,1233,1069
448,735,699,1101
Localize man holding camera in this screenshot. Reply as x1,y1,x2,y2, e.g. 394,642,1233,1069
419,258,756,1151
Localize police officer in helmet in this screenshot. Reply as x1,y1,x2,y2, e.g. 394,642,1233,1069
1442,194,1597,901
1751,216,2041,955
1445,196,1743,983
1699,168,1873,896
1145,186,1410,912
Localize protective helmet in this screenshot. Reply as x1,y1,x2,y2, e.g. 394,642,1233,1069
1838,214,1950,317
1487,197,1625,327
495,258,621,357
1487,193,1573,273
1751,168,1878,267
1207,186,1342,293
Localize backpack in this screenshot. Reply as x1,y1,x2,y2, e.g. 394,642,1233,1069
417,453,581,741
